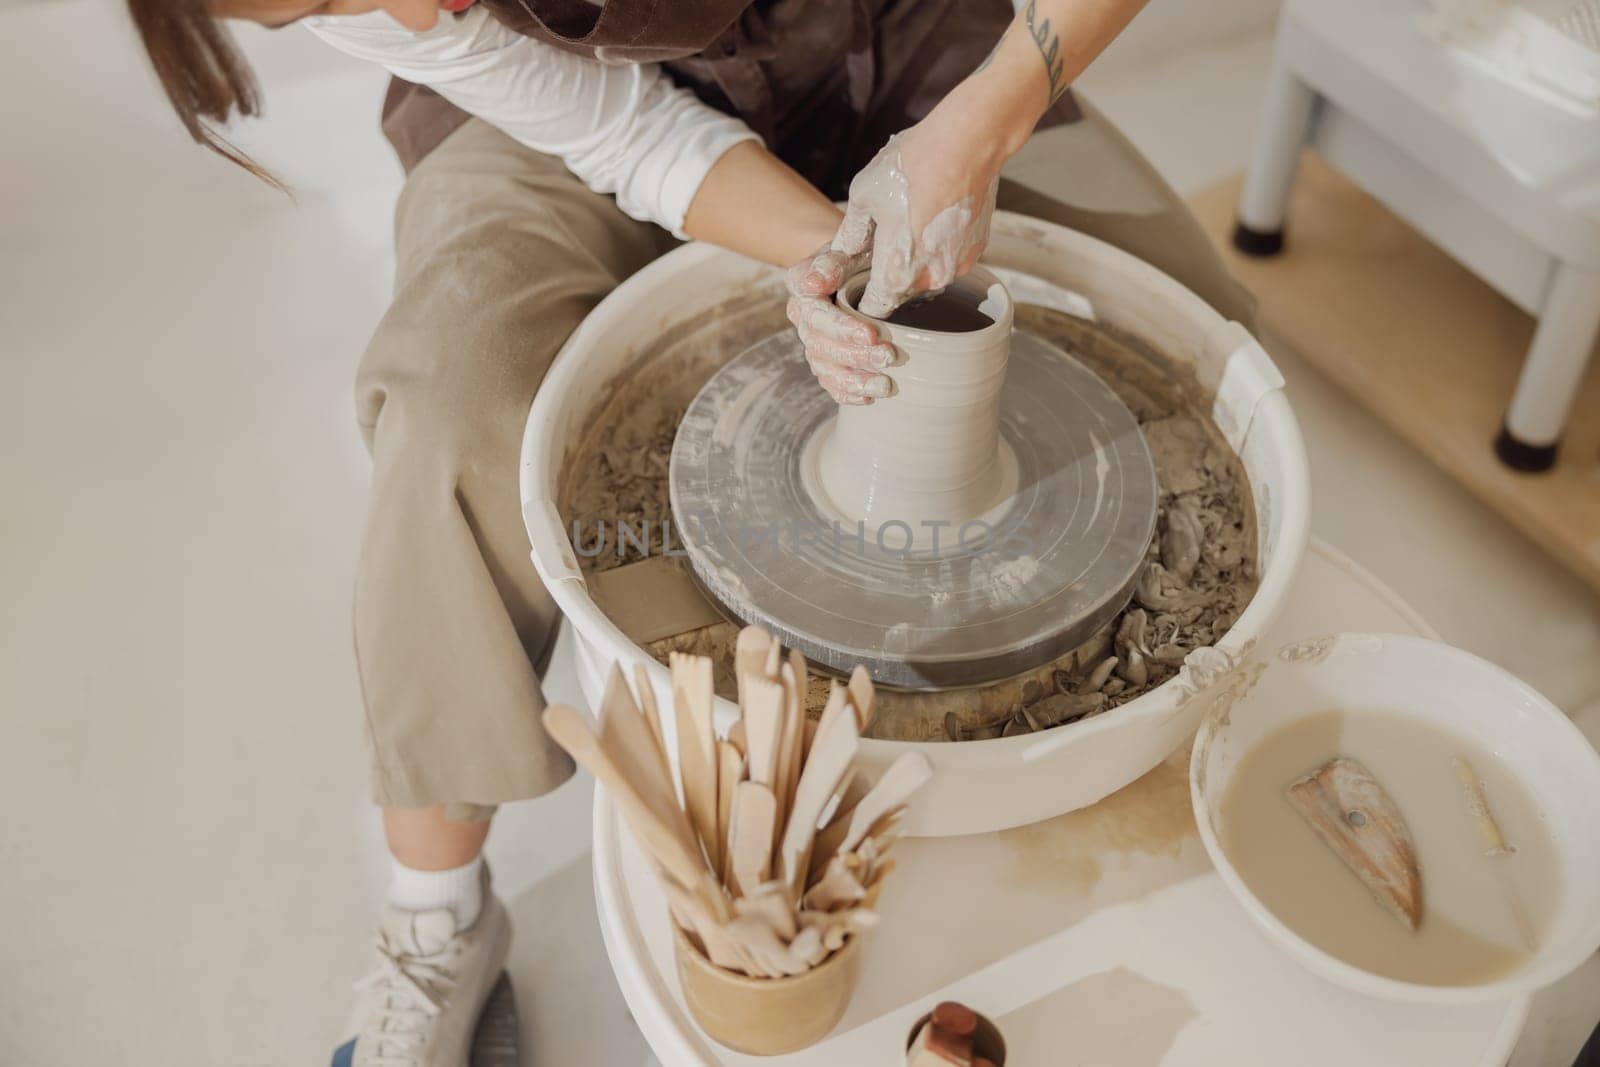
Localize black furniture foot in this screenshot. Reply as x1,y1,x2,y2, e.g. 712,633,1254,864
1231,222,1285,257
1494,424,1559,473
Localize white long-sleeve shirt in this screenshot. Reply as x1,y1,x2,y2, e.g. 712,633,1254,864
304,8,760,237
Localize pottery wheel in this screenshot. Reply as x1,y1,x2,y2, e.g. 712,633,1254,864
669,330,1158,689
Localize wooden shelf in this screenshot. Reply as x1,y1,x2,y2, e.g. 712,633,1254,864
1189,153,1600,594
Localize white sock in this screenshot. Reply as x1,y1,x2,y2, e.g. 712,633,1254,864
387,855,484,931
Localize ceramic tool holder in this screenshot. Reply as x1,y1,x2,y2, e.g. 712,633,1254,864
673,923,863,1056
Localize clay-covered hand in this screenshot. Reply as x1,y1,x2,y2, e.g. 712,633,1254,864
785,246,899,405
833,113,1001,319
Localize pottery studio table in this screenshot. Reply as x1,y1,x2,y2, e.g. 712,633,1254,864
588,539,1593,1066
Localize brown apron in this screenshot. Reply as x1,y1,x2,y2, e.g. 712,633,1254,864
381,0,1080,201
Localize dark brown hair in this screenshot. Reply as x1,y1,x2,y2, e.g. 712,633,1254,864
126,0,281,187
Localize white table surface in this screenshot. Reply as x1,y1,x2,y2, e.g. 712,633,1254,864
1288,0,1600,219
592,539,1599,1065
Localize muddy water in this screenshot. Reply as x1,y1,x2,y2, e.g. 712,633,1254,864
1218,710,1560,985
881,286,995,333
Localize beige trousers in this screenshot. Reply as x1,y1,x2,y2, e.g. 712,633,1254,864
353,105,1253,814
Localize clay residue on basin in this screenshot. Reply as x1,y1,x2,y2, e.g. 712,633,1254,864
998,754,1201,897
558,293,1258,742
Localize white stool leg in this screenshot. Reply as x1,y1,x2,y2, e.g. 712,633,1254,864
1497,262,1600,471
1233,58,1319,257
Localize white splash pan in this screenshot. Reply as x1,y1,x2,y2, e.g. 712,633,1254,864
520,211,1311,836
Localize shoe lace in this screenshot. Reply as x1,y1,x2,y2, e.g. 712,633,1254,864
352,929,459,1066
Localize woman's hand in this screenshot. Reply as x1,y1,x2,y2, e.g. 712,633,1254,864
833,115,1002,319
784,246,897,405
784,83,1021,403
681,140,894,404
822,0,1148,321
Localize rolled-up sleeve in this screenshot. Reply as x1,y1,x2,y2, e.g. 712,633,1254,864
304,9,759,236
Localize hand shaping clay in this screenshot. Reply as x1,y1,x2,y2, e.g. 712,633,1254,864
832,137,996,319
810,267,1018,551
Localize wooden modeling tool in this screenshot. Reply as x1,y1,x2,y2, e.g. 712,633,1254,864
594,666,691,854
771,711,796,829
819,908,883,953
858,810,907,860
800,907,880,952
775,657,807,829
735,882,799,942
847,664,875,732
1287,756,1423,930
779,705,861,898
788,649,809,722
726,915,810,977
810,752,930,877
728,781,777,899
671,652,720,871
631,663,669,767
1454,755,1536,949
665,880,749,973
816,768,863,836
812,810,903,892
735,626,771,706
814,682,850,754
742,677,784,789
542,704,727,919
803,856,867,911
833,752,932,858
788,924,827,968
717,741,743,883
1454,756,1514,857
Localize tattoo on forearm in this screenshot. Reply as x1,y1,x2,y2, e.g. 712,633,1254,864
1023,0,1068,104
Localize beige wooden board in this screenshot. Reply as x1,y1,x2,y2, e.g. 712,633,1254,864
587,556,726,644
1189,153,1600,595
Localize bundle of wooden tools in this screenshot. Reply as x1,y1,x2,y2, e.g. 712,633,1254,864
543,625,932,980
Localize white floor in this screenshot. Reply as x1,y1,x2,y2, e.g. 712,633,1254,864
2,3,1598,1064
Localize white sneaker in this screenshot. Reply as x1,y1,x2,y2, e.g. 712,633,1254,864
331,869,511,1067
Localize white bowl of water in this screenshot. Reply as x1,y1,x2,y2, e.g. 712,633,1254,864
1191,632,1600,1003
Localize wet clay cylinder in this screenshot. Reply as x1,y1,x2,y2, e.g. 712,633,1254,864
813,267,1016,550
